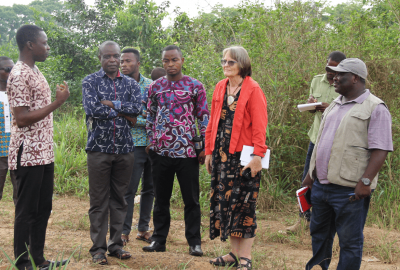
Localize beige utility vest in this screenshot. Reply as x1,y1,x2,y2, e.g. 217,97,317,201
309,93,385,189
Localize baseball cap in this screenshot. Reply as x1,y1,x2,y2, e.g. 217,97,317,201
325,58,368,80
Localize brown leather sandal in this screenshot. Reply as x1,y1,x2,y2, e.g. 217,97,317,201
107,248,131,259
136,231,152,243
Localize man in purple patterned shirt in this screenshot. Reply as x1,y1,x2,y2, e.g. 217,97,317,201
143,45,209,256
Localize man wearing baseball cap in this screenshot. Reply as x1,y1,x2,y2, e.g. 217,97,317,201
302,58,393,270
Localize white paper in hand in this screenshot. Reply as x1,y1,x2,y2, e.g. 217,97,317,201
240,145,270,169
297,102,322,112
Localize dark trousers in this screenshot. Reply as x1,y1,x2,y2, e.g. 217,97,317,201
13,146,54,269
0,156,18,205
87,151,135,256
300,141,314,221
149,151,201,246
123,146,154,234
306,180,370,270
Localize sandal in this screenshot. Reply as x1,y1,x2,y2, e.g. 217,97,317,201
107,248,131,260
136,231,152,243
121,234,129,246
237,257,252,270
92,253,108,265
210,252,238,267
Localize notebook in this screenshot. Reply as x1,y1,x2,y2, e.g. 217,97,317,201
296,187,312,213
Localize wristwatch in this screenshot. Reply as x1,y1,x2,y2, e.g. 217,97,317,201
361,177,371,186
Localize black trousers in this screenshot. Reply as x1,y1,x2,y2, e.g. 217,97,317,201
123,146,154,234
13,146,54,269
149,151,201,246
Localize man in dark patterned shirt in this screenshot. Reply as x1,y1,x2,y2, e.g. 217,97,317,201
82,41,141,264
143,45,209,256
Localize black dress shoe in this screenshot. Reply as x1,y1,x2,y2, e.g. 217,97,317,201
189,245,203,256
142,241,166,252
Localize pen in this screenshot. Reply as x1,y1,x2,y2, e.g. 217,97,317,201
348,193,355,196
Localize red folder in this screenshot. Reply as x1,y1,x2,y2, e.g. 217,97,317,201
296,187,312,213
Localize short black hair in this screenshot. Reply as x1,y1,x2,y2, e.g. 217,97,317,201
16,25,44,52
162,45,182,57
328,51,346,63
121,48,140,62
0,57,12,68
98,41,120,56
151,67,166,81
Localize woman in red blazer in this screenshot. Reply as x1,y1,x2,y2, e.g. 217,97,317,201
205,46,268,270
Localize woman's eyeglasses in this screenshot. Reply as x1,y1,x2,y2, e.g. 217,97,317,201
0,67,12,73
221,59,238,67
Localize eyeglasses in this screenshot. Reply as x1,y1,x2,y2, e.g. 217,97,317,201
221,59,238,67
0,67,12,73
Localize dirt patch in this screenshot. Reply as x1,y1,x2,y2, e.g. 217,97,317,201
0,195,399,269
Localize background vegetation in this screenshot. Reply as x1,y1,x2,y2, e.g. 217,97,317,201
1,0,400,230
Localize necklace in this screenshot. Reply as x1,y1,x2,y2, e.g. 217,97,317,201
227,80,243,105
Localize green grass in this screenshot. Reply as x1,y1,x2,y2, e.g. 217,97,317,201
53,110,88,197
0,245,76,270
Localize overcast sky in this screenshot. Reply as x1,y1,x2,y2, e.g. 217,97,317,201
3,0,350,25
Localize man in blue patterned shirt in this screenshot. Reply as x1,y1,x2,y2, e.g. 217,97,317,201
120,48,154,245
82,41,141,264
0,56,17,205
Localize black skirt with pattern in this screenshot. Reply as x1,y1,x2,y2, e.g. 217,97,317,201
209,90,261,241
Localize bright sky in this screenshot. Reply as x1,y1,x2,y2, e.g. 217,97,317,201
3,0,350,25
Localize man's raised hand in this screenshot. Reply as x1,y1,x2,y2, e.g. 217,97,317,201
56,81,70,105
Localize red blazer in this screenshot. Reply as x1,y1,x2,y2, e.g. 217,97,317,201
205,76,268,157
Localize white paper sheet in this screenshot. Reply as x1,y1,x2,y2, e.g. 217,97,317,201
0,92,11,133
297,102,322,112
240,145,270,169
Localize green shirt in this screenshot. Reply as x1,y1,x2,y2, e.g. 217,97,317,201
307,73,339,144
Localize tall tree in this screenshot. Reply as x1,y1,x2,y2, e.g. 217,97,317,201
0,0,63,44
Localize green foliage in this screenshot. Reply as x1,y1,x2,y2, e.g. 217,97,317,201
0,42,19,61
114,0,172,73
53,108,88,197
0,0,64,44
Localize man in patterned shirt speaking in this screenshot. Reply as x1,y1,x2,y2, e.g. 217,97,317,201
8,25,70,270
142,45,209,256
82,41,141,264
